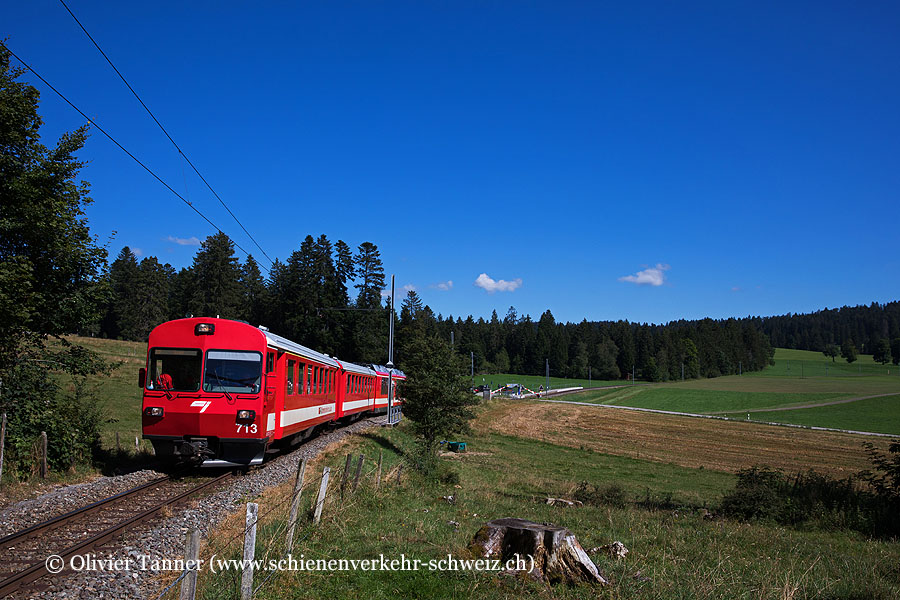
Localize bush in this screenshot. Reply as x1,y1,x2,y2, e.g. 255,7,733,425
719,465,900,538
574,481,628,508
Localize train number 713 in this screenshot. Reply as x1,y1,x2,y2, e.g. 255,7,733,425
236,423,258,434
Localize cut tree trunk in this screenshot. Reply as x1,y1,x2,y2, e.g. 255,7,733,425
469,518,607,585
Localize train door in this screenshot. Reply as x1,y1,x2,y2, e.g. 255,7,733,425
264,349,278,437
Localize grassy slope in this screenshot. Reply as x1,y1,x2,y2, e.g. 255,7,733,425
196,416,900,600
548,348,900,433
58,335,146,450
723,394,900,435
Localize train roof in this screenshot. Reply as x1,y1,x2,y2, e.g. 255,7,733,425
371,364,406,378
261,327,376,375
335,360,377,376
261,330,340,368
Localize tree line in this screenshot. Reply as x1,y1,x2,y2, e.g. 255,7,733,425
745,302,900,365
93,234,776,382
96,234,390,365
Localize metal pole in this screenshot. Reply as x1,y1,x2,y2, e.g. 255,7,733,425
545,359,549,392
387,275,395,425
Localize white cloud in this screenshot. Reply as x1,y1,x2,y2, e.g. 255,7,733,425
166,235,201,246
618,263,670,287
731,286,741,292
431,280,453,291
402,284,417,293
474,273,522,293
132,247,143,257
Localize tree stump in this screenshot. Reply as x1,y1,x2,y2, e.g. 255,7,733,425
468,518,607,585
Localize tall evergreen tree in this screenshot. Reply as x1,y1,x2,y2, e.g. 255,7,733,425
101,247,138,339
354,241,385,309
241,255,268,327
189,232,243,319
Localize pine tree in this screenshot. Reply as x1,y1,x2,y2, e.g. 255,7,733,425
241,255,268,327
841,339,858,364
354,241,385,309
189,232,243,319
101,247,138,338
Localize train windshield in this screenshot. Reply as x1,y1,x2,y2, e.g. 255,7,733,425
148,348,202,391
203,350,262,394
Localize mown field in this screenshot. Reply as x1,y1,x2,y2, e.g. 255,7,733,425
561,348,900,435
187,401,900,600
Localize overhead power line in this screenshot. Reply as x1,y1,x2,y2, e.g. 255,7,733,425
3,44,267,275
58,0,274,267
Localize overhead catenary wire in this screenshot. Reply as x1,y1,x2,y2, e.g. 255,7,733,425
2,44,267,274
57,0,274,267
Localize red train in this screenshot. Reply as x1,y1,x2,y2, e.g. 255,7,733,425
140,317,404,467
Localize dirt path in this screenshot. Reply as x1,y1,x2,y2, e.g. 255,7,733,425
706,392,899,414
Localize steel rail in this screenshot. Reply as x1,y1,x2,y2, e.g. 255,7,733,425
0,472,231,597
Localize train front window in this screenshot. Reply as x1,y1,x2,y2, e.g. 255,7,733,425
203,350,262,394
148,348,201,391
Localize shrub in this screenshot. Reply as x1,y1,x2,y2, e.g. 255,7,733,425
574,481,628,508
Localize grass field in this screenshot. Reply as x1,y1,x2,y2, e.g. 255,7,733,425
189,409,900,600
57,335,146,451
475,373,626,391
549,348,900,434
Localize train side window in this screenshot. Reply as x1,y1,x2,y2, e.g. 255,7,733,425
316,366,321,394
286,360,295,395
307,367,312,394
266,353,274,374
296,363,304,395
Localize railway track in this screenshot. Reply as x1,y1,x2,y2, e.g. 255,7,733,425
0,471,232,598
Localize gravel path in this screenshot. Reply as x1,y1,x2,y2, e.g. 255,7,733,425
1,417,380,599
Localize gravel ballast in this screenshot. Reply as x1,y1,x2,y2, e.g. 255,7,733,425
3,418,381,599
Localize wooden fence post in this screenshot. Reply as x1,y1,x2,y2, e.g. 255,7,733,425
0,412,6,487
313,467,330,525
285,457,308,553
135,436,140,453
179,529,200,600
340,453,352,498
352,455,365,492
375,450,382,490
240,503,258,600
40,431,48,478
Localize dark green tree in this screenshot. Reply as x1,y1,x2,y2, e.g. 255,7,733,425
0,43,108,363
101,247,139,339
873,338,891,365
354,242,385,309
121,257,171,340
401,335,480,476
822,343,839,363
241,255,268,327
841,339,858,364
892,338,900,367
0,43,110,474
682,338,700,379
189,232,244,319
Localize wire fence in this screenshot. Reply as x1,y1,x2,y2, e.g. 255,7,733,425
153,449,400,600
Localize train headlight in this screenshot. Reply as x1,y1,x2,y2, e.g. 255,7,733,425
195,323,215,335
145,407,164,417
236,410,255,422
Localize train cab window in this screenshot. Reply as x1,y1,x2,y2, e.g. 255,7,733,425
148,348,201,391
286,360,295,395
204,350,262,394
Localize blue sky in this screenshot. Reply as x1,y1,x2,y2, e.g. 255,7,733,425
4,1,899,324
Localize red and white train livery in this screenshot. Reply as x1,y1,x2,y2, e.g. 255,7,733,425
140,317,404,466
